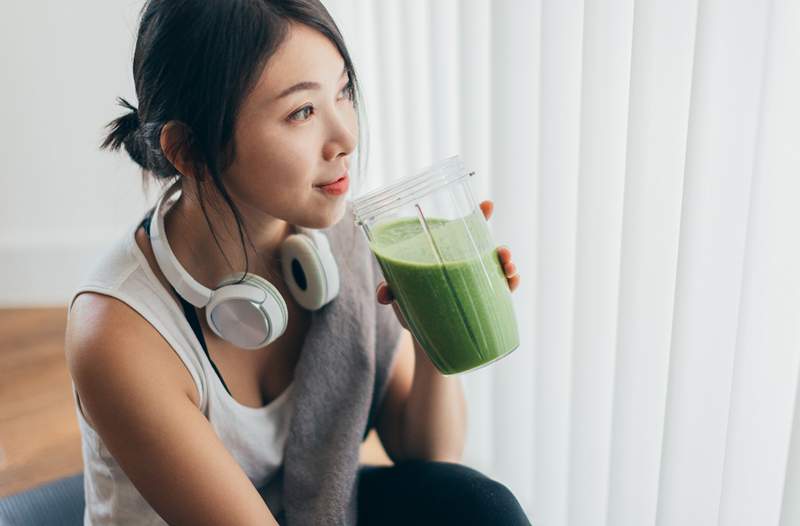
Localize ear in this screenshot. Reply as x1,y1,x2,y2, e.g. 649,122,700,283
159,121,200,178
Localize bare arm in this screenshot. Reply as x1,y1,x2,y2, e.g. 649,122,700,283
375,329,467,463
66,293,279,526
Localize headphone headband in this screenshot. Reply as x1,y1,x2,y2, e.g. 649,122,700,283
149,181,213,308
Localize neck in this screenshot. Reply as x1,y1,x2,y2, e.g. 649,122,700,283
163,181,292,288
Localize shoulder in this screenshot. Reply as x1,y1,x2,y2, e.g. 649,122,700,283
66,291,277,524
65,289,200,420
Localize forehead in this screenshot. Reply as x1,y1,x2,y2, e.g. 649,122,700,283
256,22,344,99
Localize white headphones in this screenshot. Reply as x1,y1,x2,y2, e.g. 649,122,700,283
148,180,340,350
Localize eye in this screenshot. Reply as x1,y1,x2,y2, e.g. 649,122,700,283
287,79,354,123
289,105,314,122
339,79,355,101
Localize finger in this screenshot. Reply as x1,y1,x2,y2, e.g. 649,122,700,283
496,246,511,263
479,200,494,221
504,261,517,278
509,273,520,292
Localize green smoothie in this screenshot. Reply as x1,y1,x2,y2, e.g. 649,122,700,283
369,209,520,374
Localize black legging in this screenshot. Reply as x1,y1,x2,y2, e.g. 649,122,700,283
357,459,532,525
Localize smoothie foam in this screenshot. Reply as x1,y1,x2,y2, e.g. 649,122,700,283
369,209,519,374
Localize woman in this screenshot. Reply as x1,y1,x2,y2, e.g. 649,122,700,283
64,1,528,524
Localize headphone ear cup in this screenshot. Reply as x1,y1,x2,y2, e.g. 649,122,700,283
206,272,289,349
281,232,340,311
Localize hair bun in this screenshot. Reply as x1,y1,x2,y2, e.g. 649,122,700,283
100,96,150,170
116,97,140,124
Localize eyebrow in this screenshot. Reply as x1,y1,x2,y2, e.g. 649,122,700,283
275,66,349,101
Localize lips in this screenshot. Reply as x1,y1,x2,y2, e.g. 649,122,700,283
320,175,345,186
315,168,349,187
316,173,350,195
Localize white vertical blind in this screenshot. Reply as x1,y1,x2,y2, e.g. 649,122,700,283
324,0,800,523
400,0,433,168
718,1,800,525
657,1,773,524
568,0,634,524
605,1,698,525
488,0,539,511
537,1,584,524
429,0,460,162
371,0,407,184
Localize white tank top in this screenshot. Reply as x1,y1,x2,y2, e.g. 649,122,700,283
67,213,295,525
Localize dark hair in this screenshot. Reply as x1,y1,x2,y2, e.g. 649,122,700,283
101,0,367,280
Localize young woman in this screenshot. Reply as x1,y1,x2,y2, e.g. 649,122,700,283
64,1,527,525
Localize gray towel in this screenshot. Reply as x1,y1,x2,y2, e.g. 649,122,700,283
278,203,404,525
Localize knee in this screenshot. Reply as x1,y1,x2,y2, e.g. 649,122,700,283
396,460,531,525
461,475,529,524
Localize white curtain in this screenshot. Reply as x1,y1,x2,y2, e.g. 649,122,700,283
325,1,800,524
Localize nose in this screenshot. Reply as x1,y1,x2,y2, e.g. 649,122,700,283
322,107,358,162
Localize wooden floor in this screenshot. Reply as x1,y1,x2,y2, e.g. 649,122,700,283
0,307,390,498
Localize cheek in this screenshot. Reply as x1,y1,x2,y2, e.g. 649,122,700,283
224,140,309,206
238,127,313,181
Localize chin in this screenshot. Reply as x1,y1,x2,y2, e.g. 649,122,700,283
301,198,348,230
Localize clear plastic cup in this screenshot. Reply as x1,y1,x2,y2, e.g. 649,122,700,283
352,155,520,375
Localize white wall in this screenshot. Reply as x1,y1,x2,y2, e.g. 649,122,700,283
0,1,157,307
